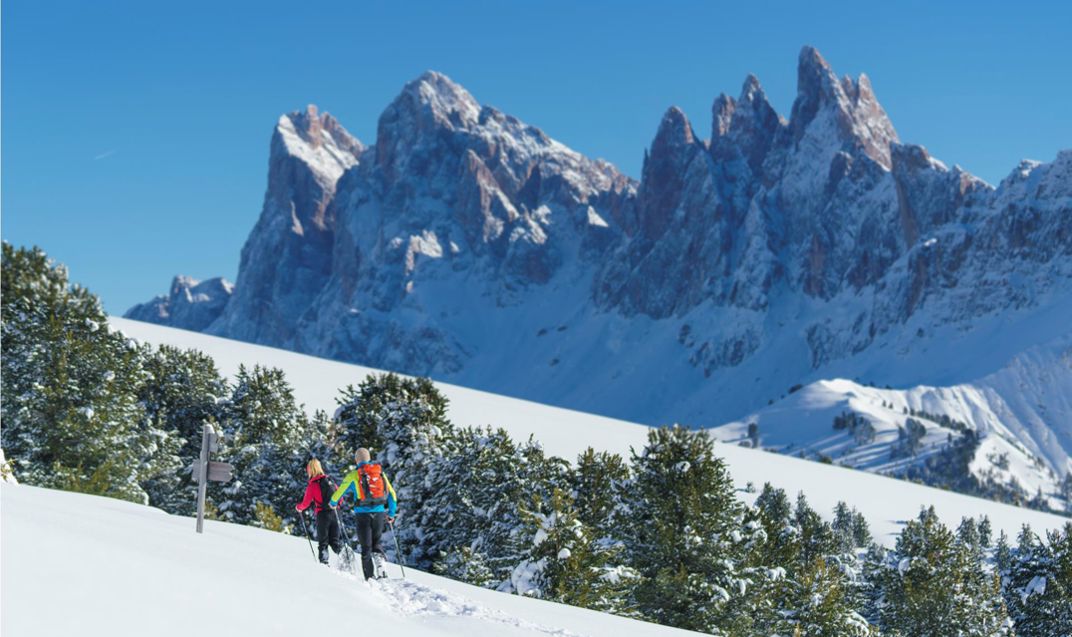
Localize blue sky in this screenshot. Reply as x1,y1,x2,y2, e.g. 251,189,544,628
3,0,1070,313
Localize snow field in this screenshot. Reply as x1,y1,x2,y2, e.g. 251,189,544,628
0,483,698,637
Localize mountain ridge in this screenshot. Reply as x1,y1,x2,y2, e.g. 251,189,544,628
125,47,1072,508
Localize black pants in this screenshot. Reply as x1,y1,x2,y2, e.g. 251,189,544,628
315,509,342,564
355,512,386,579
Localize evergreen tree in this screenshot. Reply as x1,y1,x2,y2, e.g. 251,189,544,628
513,488,637,615
625,426,750,634
217,365,310,531
333,373,450,468
859,542,888,625
774,556,871,637
879,507,1008,636
138,344,228,514
978,516,993,548
422,427,560,586
1002,523,1072,636
795,493,839,565
1,243,176,503
573,448,631,543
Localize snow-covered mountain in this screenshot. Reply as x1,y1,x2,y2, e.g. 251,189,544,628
125,275,233,331
126,47,1072,507
711,333,1072,512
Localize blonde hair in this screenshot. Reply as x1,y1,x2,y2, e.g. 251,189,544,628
355,448,371,464
306,459,325,478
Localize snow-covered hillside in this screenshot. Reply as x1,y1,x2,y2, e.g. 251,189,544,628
710,364,1070,511
0,483,697,637
109,317,1068,547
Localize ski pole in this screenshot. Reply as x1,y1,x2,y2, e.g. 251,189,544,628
298,509,317,562
389,520,407,579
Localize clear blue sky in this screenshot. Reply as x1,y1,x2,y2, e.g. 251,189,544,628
4,0,1070,313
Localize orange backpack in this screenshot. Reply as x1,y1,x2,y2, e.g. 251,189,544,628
358,462,388,507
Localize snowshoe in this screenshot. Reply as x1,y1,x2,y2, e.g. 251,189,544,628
338,545,358,574
372,551,388,579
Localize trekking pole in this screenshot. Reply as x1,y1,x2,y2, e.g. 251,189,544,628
389,520,407,579
334,508,351,543
334,507,358,573
297,510,317,562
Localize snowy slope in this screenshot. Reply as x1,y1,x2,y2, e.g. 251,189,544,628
710,380,1061,508
108,317,1068,547
0,483,697,637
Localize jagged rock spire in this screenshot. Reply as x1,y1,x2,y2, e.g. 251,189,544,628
711,74,783,173
788,46,898,169
637,107,702,239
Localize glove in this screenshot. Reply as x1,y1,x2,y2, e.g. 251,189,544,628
386,515,395,525
294,504,302,512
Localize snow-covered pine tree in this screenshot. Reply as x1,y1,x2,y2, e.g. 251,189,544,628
752,483,799,567
625,425,751,634
217,365,310,531
773,556,871,637
333,373,453,564
1,243,177,504
138,344,228,514
859,542,888,626
572,448,631,543
832,501,856,553
1001,523,1072,637
746,488,873,636
512,488,638,615
795,493,840,565
879,507,1008,636
299,409,343,474
426,427,539,584
978,516,993,548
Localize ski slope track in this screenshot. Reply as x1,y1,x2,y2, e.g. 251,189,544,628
0,483,698,637
110,317,1067,547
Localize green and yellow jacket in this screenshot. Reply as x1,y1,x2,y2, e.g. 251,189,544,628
329,462,398,516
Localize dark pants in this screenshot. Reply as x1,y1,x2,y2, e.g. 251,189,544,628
316,509,342,564
355,512,386,579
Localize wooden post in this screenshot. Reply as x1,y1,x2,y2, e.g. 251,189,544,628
195,423,216,534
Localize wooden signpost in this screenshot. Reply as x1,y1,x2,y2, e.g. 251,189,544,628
194,423,233,534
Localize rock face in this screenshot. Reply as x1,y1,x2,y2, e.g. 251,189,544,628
208,105,364,345
125,276,233,331
129,48,1072,482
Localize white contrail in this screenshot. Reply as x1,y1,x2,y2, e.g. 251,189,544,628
93,150,117,161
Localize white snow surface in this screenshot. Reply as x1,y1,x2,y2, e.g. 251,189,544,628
0,483,697,637
109,317,1068,546
711,334,1072,510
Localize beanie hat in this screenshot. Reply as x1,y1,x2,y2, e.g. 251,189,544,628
355,447,371,464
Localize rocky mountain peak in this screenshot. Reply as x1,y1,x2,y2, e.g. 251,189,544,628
374,71,483,181
124,275,233,331
635,107,701,241
652,106,696,150
711,74,783,172
274,104,363,186
789,46,898,169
